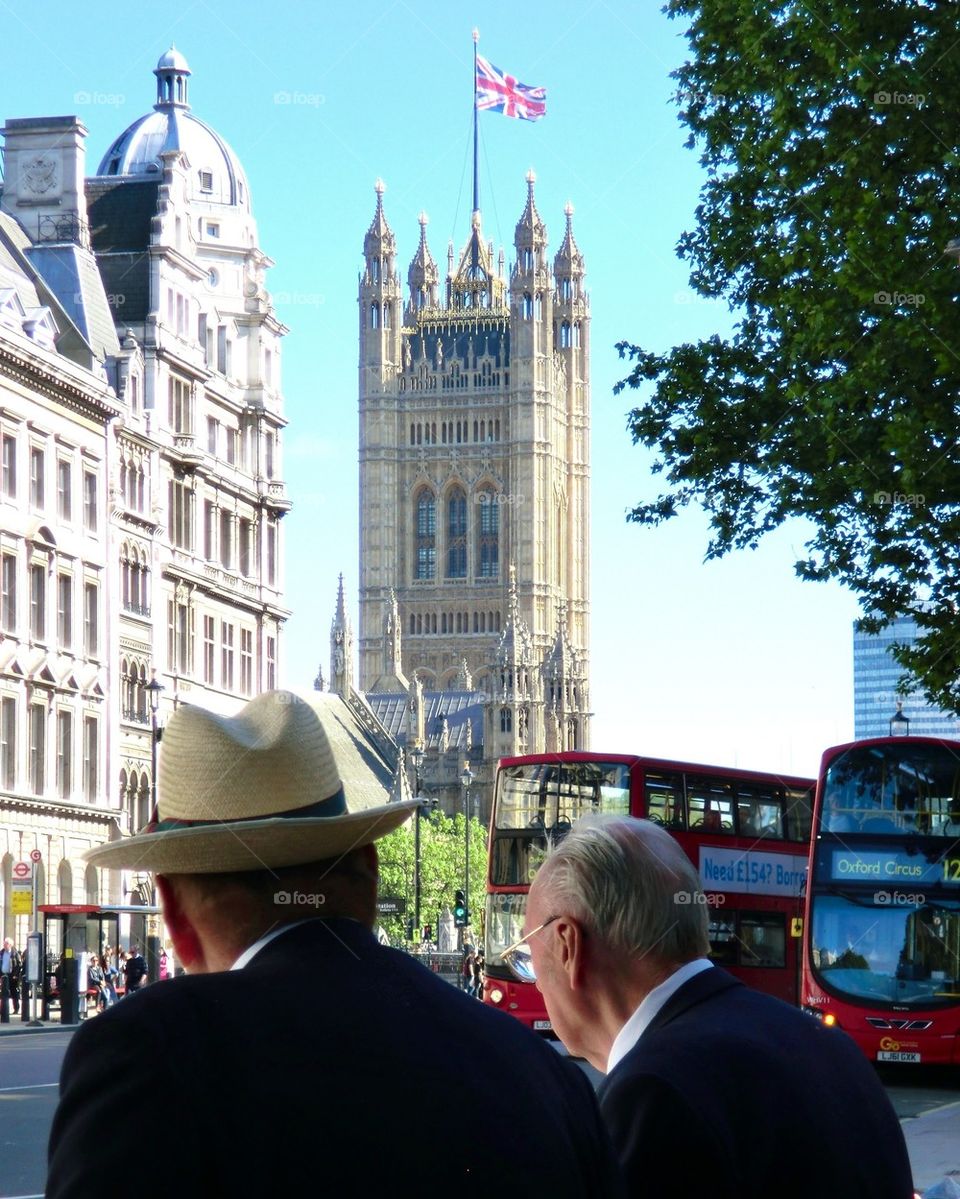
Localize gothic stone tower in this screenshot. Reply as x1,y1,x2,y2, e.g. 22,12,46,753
358,173,590,749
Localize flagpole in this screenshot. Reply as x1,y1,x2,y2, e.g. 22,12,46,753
472,27,479,218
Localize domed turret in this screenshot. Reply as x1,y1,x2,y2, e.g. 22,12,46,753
154,46,191,108
97,50,250,208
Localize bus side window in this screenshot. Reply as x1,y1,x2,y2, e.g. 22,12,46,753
645,772,685,829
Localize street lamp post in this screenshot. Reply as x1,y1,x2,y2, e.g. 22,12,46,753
889,700,910,738
145,672,164,983
410,745,423,940
460,763,474,947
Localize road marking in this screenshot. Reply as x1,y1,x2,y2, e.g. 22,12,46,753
0,1083,58,1093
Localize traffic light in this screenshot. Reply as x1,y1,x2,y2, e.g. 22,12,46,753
454,889,467,928
423,925,432,941
405,917,414,941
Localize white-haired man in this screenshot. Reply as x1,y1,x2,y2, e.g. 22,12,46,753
519,814,913,1199
47,693,622,1198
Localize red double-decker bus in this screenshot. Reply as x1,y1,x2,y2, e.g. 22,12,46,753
483,751,814,1034
802,736,960,1065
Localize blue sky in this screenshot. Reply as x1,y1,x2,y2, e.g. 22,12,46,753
2,0,864,776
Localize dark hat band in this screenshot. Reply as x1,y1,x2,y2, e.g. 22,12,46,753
144,786,348,834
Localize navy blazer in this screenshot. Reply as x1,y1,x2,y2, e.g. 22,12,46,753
597,967,914,1198
48,919,622,1197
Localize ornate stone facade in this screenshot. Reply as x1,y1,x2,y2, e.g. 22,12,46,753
0,49,290,942
356,174,591,768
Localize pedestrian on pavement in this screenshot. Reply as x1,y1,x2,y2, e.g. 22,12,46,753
87,958,106,1013
122,946,146,994
519,813,914,1199
47,691,622,1198
461,947,476,993
0,936,19,1020
472,950,484,999
100,955,118,1006
11,941,22,1013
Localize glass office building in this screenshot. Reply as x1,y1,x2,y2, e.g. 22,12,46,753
853,615,960,740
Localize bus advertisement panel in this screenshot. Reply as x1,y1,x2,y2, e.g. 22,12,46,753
484,752,813,1034
802,736,960,1065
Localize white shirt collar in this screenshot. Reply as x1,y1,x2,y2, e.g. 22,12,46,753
231,920,315,971
606,958,714,1074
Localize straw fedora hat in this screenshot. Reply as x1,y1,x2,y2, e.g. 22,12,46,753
84,691,418,873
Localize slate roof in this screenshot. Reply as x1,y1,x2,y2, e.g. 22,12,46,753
86,178,158,251
0,211,102,369
369,690,484,752
26,244,120,360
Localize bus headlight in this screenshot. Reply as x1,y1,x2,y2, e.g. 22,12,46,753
489,988,504,1004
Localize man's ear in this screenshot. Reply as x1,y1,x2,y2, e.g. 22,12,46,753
156,875,206,974
554,917,586,990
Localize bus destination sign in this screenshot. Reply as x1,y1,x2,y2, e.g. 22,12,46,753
830,850,960,887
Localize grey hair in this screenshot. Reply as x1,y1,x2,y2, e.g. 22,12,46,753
539,814,710,964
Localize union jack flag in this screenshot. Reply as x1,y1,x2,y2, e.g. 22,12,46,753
475,53,546,121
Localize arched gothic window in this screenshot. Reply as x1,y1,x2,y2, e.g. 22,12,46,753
137,770,151,832
414,489,436,580
446,487,467,578
477,490,499,578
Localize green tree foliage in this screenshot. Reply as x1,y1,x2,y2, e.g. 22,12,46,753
617,1,960,711
375,809,488,945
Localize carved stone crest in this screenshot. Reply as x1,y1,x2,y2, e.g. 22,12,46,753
22,154,58,196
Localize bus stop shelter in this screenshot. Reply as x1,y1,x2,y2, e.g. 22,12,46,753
37,903,162,1023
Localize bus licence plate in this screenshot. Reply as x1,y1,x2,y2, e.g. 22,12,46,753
533,1019,552,1030
877,1051,921,1063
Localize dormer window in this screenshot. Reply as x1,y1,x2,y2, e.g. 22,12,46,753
199,170,213,192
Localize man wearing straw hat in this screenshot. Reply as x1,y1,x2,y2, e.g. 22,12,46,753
47,692,620,1197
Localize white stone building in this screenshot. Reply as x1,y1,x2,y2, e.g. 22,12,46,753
0,49,291,944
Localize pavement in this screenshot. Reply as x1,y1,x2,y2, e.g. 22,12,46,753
903,1101,960,1195
2,1016,958,1195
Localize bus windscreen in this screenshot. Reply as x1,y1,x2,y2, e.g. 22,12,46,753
494,761,631,831
822,742,960,836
